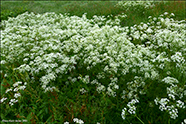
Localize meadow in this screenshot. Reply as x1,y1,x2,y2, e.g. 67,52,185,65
0,1,186,124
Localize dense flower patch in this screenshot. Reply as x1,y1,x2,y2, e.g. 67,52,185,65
0,11,186,123
115,0,156,11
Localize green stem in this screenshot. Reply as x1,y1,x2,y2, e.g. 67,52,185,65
135,114,145,124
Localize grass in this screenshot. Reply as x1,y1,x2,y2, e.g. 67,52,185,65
0,1,186,124
1,1,185,26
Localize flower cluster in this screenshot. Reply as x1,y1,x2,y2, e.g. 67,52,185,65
126,76,146,99
121,99,139,120
64,119,101,124
154,98,185,119
1,12,157,94
79,88,87,94
115,1,155,11
181,119,186,124
88,13,127,28
73,118,84,124
153,77,186,119
0,81,27,106
1,11,185,122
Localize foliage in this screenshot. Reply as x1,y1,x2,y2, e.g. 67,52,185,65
0,6,27,22
1,1,185,26
0,1,186,124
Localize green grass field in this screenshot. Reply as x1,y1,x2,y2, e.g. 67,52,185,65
1,1,186,124
1,1,185,26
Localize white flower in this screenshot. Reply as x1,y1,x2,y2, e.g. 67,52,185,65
153,17,157,21
125,99,139,115
162,77,179,85
0,97,7,103
80,88,87,94
73,118,84,124
167,106,178,119
164,12,168,15
44,86,57,93
146,28,153,33
5,88,13,93
154,97,169,111
96,84,106,93
13,81,22,87
18,85,26,90
71,78,77,83
145,72,150,78
151,71,159,79
121,108,127,120
176,100,185,108
14,93,21,98
13,88,19,92
64,122,69,124
170,13,175,17
143,24,148,29
9,99,18,106
0,60,6,64
91,79,98,85
168,94,175,100
9,102,14,106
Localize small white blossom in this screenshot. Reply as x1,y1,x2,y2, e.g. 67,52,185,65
80,88,87,94
176,100,185,108
162,77,179,85
14,93,21,98
96,84,106,93
5,88,13,93
0,97,7,103
125,99,139,115
121,108,127,120
18,85,26,90
73,118,84,124
64,122,69,124
13,81,22,87
13,88,19,92
9,99,18,106
164,12,168,15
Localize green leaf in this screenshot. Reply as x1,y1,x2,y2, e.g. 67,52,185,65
26,112,32,121
0,79,6,94
45,108,48,114
36,110,43,117
1,112,5,120
45,115,52,123
18,104,24,113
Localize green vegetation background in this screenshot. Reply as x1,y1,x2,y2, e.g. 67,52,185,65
1,1,185,124
1,0,185,26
